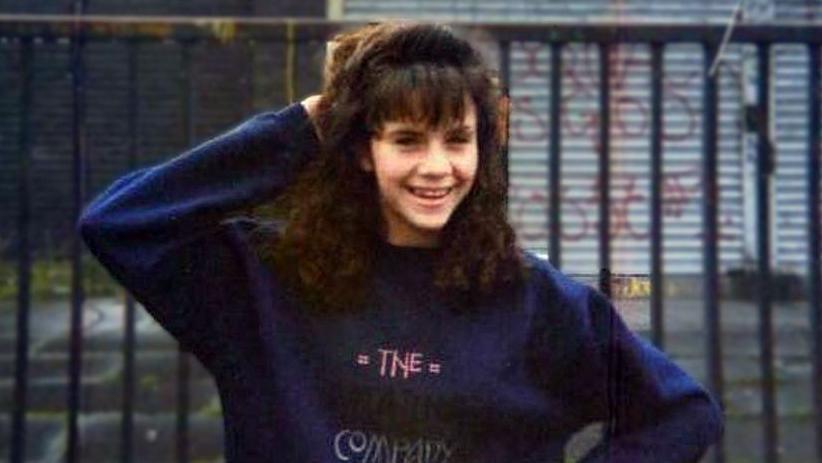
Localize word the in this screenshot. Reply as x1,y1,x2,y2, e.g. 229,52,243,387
355,348,442,380
333,429,453,463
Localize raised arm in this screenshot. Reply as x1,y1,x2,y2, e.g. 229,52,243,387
573,289,725,463
78,100,319,356
79,101,318,278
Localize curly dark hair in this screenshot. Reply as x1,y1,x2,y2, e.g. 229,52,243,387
262,22,527,312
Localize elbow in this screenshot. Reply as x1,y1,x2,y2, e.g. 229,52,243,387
76,204,104,248
77,201,121,258
682,395,725,463
702,393,725,447
682,391,725,460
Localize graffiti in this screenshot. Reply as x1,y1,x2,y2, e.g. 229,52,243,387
512,42,548,84
506,41,745,245
508,42,702,143
661,168,701,219
509,95,549,142
510,165,738,243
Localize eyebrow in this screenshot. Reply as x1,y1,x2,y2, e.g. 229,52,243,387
447,125,476,134
384,125,475,136
387,129,425,137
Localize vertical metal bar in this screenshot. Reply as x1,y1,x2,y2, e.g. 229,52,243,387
244,40,254,115
285,21,296,104
10,37,33,463
176,41,194,463
649,43,665,350
68,10,88,463
807,41,822,463
597,42,619,458
756,43,780,463
702,42,726,463
808,41,822,463
120,40,139,463
598,43,612,297
499,40,511,193
548,42,562,269
547,41,564,463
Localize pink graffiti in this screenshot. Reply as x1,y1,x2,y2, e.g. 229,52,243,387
510,165,738,243
505,35,751,246
508,43,702,143
662,167,701,219
510,95,548,142
512,41,547,84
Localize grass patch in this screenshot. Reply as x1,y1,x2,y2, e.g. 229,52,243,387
0,257,122,305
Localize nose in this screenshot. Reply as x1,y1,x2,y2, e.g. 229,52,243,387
416,143,451,177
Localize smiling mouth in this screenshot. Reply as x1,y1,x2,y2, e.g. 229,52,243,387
408,187,453,199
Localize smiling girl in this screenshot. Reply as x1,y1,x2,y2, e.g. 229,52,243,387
362,106,478,246
79,22,722,463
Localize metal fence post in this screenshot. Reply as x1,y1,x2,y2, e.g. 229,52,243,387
10,36,33,463
548,42,563,269
702,41,726,463
68,7,88,461
649,42,665,350
806,42,821,463
755,42,780,463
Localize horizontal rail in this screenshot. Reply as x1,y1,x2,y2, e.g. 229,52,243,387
0,14,821,43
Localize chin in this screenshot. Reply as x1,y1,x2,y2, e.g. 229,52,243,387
409,214,452,231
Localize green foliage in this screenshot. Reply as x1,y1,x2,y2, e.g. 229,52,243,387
196,396,224,418
140,374,161,391
0,257,121,305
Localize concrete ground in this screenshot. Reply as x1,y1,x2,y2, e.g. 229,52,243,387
0,294,818,462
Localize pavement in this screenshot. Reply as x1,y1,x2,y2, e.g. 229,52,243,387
0,295,818,463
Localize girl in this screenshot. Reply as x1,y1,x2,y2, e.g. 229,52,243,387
79,22,722,463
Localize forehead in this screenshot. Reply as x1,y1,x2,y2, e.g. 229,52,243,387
365,62,477,132
376,100,477,133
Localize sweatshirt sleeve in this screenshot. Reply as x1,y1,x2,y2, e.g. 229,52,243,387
77,103,318,356
572,288,725,463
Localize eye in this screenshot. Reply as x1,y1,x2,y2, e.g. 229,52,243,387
395,137,420,146
446,129,474,145
392,134,425,150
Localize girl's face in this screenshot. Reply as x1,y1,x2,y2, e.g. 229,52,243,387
360,101,478,248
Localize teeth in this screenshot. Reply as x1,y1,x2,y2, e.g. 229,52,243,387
410,188,450,199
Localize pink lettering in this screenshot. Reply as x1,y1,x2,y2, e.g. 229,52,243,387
407,353,423,378
390,351,406,378
363,347,443,380
377,348,395,377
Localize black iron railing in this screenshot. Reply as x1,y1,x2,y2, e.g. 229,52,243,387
1,15,820,463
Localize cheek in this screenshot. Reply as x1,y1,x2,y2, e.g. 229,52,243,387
457,151,479,184
374,161,408,187
372,161,410,198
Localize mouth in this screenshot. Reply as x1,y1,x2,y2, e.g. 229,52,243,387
407,187,453,199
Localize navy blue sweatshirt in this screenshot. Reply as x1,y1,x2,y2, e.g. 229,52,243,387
78,103,723,463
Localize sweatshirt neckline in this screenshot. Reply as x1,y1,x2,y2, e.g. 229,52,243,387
375,239,438,266
378,239,438,253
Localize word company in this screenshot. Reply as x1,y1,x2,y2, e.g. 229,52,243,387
333,429,453,463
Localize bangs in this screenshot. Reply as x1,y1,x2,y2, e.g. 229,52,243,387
365,64,470,131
